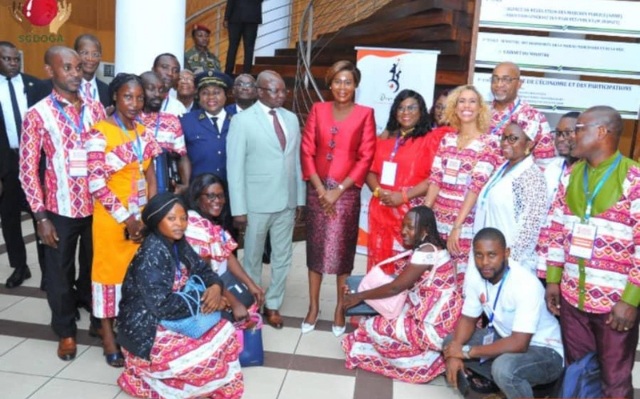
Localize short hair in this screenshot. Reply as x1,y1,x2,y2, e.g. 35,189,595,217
473,227,507,249
406,206,446,250
0,41,16,50
325,60,361,87
234,73,255,84
585,105,623,139
73,34,102,53
108,73,144,106
185,173,228,224
561,111,580,120
153,53,180,69
444,85,491,133
385,89,433,139
44,46,76,66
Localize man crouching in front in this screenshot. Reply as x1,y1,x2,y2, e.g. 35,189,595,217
443,228,563,399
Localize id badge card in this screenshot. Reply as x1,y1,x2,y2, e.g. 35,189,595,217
210,241,223,258
479,330,495,364
68,149,88,177
136,178,147,207
569,223,597,259
128,200,140,220
380,161,398,186
443,159,461,184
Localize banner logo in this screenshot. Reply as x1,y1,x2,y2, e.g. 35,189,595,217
387,59,402,93
9,0,72,42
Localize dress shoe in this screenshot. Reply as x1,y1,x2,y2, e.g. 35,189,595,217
263,308,284,329
332,324,346,337
5,266,31,288
301,311,321,334
57,337,77,361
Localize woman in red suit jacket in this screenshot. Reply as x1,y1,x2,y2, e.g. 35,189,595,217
300,60,376,337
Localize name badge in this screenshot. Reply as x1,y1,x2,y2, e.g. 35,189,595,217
569,223,597,259
210,241,223,257
137,178,147,207
479,330,495,364
443,159,462,184
68,149,87,177
380,161,398,186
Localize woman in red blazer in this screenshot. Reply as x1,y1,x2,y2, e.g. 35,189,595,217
300,60,376,337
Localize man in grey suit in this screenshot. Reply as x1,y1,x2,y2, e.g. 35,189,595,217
226,70,305,329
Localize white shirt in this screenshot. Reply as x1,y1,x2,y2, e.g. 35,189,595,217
161,96,187,117
235,104,245,113
542,157,567,210
205,108,227,133
257,100,289,139
79,77,99,102
0,74,28,148
463,262,564,358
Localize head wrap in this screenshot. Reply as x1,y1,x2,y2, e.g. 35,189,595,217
195,70,233,91
509,112,539,141
141,193,185,232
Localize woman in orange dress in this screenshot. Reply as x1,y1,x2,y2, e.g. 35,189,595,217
366,89,453,273
87,73,161,366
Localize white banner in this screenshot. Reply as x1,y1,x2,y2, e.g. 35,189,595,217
479,0,640,38
476,32,640,79
473,72,640,120
354,47,439,254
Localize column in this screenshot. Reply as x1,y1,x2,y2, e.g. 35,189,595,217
254,0,293,58
115,0,186,75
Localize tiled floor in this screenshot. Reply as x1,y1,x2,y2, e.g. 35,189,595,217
0,216,637,398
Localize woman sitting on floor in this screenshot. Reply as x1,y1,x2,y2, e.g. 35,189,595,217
342,206,463,384
117,193,243,399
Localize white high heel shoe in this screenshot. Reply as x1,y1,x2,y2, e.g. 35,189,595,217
332,324,346,337
301,311,321,334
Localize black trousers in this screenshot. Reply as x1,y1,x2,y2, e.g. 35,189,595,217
225,23,259,75
45,212,94,338
0,150,45,276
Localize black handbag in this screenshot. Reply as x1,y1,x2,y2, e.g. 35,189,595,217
344,275,378,316
220,271,255,308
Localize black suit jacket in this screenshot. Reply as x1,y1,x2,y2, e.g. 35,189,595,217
0,73,47,179
225,0,263,24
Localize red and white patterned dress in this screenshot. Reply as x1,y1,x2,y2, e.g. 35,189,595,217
342,251,463,383
428,131,500,277
118,261,244,399
184,211,237,275
139,111,187,156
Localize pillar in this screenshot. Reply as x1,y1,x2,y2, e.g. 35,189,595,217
115,0,186,75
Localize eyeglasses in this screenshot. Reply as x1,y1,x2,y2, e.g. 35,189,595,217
552,129,575,139
500,134,520,144
258,86,289,96
234,82,255,88
200,193,225,201
434,104,446,111
491,75,518,85
78,50,102,59
397,105,419,114
574,123,600,132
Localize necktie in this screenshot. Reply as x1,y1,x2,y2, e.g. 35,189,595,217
269,109,286,151
85,82,92,99
211,117,220,137
7,76,23,142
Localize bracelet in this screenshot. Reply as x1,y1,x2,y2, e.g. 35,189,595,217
402,189,409,204
37,218,49,224
373,186,381,198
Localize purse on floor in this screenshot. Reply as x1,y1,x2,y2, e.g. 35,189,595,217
160,275,222,339
236,312,264,367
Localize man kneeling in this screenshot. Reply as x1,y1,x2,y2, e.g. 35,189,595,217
443,228,563,399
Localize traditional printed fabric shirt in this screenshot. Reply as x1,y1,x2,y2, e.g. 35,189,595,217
19,91,106,218
86,120,162,223
138,111,187,156
490,98,555,169
546,152,640,313
184,47,222,74
184,210,238,274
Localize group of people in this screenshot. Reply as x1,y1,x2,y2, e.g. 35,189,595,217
0,30,638,399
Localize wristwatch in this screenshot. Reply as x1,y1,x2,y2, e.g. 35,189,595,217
462,345,472,359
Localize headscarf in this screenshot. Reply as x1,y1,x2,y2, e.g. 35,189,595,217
141,193,185,232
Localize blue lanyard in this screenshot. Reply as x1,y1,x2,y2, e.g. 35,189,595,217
173,244,182,281
162,97,169,112
480,159,525,207
389,133,405,161
491,100,520,135
114,114,144,175
582,153,621,222
136,113,161,138
485,267,510,328
51,94,86,145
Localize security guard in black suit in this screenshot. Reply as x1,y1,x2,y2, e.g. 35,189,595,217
224,0,264,75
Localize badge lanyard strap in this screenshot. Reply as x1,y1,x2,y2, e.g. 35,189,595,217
114,114,144,177
51,94,86,147
485,267,510,329
582,153,621,223
173,244,182,281
389,133,406,161
490,99,520,135
162,97,169,112
137,113,162,139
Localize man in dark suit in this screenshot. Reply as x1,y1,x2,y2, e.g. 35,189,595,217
0,41,47,288
225,73,258,115
224,0,264,75
74,34,110,108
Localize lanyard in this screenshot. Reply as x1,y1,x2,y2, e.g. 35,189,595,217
485,267,510,328
162,97,169,112
137,113,162,138
480,159,525,207
51,94,86,146
173,244,182,281
582,153,621,222
389,133,406,161
491,100,520,135
114,114,144,176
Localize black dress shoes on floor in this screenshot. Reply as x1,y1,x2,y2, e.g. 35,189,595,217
5,266,31,288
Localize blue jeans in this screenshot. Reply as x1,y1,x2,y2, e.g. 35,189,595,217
444,329,564,399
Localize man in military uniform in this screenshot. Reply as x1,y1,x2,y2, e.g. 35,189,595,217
184,24,222,74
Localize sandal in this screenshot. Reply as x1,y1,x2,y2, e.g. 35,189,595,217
104,351,124,368
466,368,499,394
